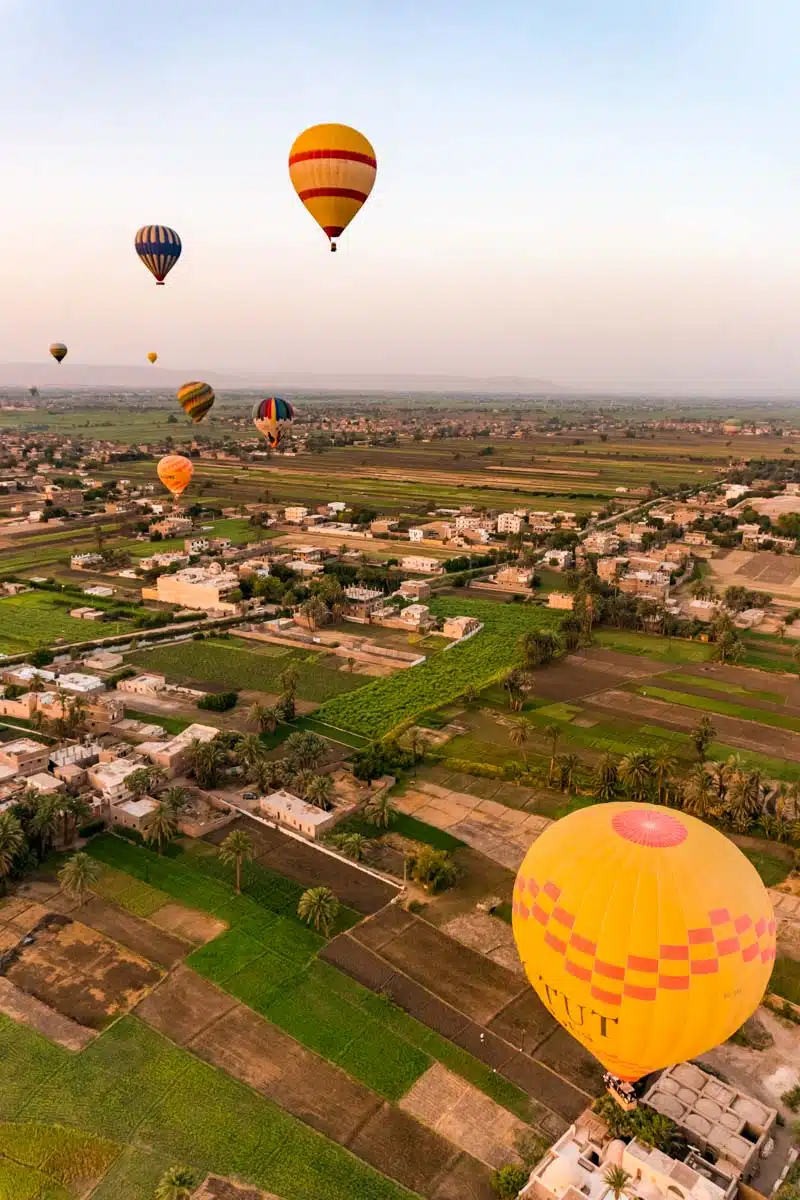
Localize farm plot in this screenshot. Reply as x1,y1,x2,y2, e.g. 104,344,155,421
317,598,562,739
128,637,364,703
0,591,134,654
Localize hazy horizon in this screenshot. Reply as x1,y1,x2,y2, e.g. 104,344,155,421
2,1,799,391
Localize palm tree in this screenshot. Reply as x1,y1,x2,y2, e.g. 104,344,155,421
544,724,561,786
284,730,326,772
237,733,266,773
305,774,335,811
509,718,531,766
187,737,226,789
145,766,168,794
0,810,24,894
619,750,654,802
298,886,339,936
725,769,765,832
218,829,254,894
125,767,152,799
558,753,580,793
603,1166,632,1200
60,795,92,847
691,715,717,762
142,802,178,855
408,728,427,763
30,794,62,853
682,764,714,819
155,1165,197,1200
364,791,396,829
249,756,285,795
293,767,317,799
593,754,620,803
651,747,677,805
58,852,100,902
462,683,478,705
162,786,189,814
248,701,278,735
330,832,367,861
279,663,300,695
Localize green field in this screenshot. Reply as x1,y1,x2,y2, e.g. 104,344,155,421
317,597,562,739
128,636,365,702
0,591,134,654
594,630,713,663
740,850,791,888
634,685,800,734
660,673,785,704
86,835,532,1121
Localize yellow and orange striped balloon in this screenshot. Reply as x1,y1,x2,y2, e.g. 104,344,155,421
177,381,215,423
289,123,376,251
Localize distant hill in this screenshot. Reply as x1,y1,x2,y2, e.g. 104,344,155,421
0,363,566,394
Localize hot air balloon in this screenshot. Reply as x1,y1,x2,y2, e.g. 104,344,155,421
28,386,39,398
135,226,182,285
177,381,215,423
49,343,67,364
512,803,774,1084
157,454,193,498
289,124,376,252
252,396,295,448
147,352,158,365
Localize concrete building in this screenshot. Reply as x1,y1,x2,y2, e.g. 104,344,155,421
583,532,621,555
259,789,338,839
292,545,324,562
408,527,424,542
138,551,189,572
397,579,431,601
26,772,65,797
495,565,535,589
287,559,325,577
70,552,104,570
0,738,50,777
442,615,482,639
150,515,193,537
142,566,241,614
113,795,159,831
521,1117,737,1200
497,512,525,534
400,555,444,575
83,650,124,672
284,506,308,523
117,672,167,697
398,603,434,631
542,548,574,570
344,586,385,622
139,723,218,776
644,1062,777,1181
548,591,575,610
0,692,38,720
87,757,146,801
185,536,210,554
597,556,629,583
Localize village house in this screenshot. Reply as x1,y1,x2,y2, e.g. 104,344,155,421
343,586,385,623
542,548,574,571
70,552,104,570
597,556,629,583
583,532,621,555
142,565,241,614
442,615,481,639
400,555,444,575
495,565,535,589
497,512,525,534
0,738,50,778
284,506,308,523
396,579,431,601
117,672,167,697
138,723,219,776
398,603,435,631
150,515,193,537
138,551,190,572
260,789,340,838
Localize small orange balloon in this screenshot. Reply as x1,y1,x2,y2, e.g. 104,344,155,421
157,454,193,498
147,351,158,364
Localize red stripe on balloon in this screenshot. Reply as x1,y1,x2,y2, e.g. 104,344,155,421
298,187,369,202
290,149,376,167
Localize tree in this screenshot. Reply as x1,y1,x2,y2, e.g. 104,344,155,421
651,747,677,805
558,753,580,792
593,754,620,803
725,769,766,832
619,751,654,802
58,852,100,902
0,810,24,893
279,664,300,695
300,595,328,630
462,683,478,705
691,715,717,762
284,730,326,772
603,1166,632,1200
682,764,714,819
60,795,92,847
364,791,395,829
162,786,189,814
124,767,152,799
30,794,62,854
502,668,527,712
491,1164,529,1198
218,829,254,893
304,773,335,810
186,737,226,789
407,728,427,763
298,885,339,935
248,701,278,735
143,802,178,855
544,724,561,786
406,845,457,892
155,1165,198,1200
237,733,266,773
509,718,531,766
330,832,368,861
249,756,286,795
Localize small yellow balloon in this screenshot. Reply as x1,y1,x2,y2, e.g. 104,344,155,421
512,803,775,1081
147,351,158,364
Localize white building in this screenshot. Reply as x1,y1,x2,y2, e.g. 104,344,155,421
87,757,146,801
260,789,338,838
542,548,574,570
70,553,104,570
497,512,524,534
400,556,444,575
583,532,621,555
408,528,424,542
117,673,167,697
285,506,309,524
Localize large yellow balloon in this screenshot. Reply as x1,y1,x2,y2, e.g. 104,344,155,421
512,803,775,1082
157,454,193,498
289,123,376,251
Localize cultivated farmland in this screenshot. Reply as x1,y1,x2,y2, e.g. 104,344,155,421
0,591,135,654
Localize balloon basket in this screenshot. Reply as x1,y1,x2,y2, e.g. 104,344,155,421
604,1073,638,1112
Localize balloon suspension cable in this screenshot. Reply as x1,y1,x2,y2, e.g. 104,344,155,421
603,1073,638,1112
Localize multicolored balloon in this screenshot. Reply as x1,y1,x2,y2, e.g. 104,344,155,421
252,396,295,448
512,803,774,1083
49,343,67,364
157,454,194,498
177,381,215,423
147,352,158,364
289,124,376,252
135,225,182,285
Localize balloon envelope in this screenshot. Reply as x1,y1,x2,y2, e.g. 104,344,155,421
177,381,215,423
512,803,775,1081
289,124,376,249
252,396,294,448
49,343,67,363
147,352,158,364
157,454,193,498
135,225,182,285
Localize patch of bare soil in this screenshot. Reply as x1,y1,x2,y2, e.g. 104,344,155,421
0,976,96,1050
149,902,228,944
442,913,523,975
193,1177,279,1200
5,917,161,1030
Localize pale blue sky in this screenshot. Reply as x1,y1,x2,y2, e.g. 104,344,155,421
1,0,799,390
